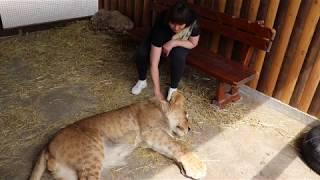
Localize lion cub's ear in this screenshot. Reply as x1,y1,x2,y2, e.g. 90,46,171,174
169,91,185,108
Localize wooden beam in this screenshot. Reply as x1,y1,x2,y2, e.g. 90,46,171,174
308,84,320,117
126,0,133,19
134,0,143,26
99,0,104,9
291,19,320,106
297,50,320,112
240,46,254,67
209,0,227,53
261,0,301,96
187,0,195,4
278,0,320,103
248,0,280,89
118,0,126,13
143,0,152,27
104,0,110,10
225,0,243,58
247,0,260,21
110,0,118,10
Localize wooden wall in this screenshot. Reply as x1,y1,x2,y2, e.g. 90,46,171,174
100,0,320,118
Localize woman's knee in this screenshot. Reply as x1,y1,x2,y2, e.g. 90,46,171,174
169,47,189,62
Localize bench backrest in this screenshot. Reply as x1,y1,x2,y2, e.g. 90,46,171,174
153,0,275,52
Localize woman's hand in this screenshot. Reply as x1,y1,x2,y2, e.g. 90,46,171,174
162,40,176,56
154,90,165,100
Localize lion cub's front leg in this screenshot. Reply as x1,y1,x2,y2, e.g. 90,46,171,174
142,130,207,179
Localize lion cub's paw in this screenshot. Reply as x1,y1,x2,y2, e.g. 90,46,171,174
179,152,207,179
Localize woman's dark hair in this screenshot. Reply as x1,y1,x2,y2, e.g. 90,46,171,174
166,0,194,26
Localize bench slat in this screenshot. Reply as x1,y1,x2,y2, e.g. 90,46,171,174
198,18,271,51
187,47,256,85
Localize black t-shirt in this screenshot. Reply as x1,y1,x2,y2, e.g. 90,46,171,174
150,10,200,47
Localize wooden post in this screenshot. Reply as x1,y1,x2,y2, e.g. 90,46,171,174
308,84,320,117
187,0,194,4
126,0,133,19
248,0,280,89
297,51,320,112
225,0,243,58
278,0,320,103
110,0,118,10
143,0,152,28
240,46,254,67
209,0,227,53
99,0,104,9
104,0,110,10
261,0,301,96
200,0,211,6
118,0,126,14
247,0,260,21
291,21,320,106
134,0,143,26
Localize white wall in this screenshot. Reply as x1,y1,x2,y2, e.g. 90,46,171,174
0,0,98,29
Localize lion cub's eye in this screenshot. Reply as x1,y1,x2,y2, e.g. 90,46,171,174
176,125,183,130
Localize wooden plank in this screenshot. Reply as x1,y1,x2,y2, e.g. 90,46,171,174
200,0,211,6
143,0,152,27
272,0,309,101
247,0,260,21
308,85,320,117
240,46,254,66
248,0,280,89
256,0,286,92
187,47,256,85
99,0,104,9
134,0,143,26
209,0,227,54
278,0,320,103
110,0,118,10
291,20,320,106
118,0,126,13
297,50,320,112
225,0,243,58
126,0,133,18
261,0,302,96
104,0,110,10
198,18,271,50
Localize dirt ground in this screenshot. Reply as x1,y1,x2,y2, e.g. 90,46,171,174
0,20,305,180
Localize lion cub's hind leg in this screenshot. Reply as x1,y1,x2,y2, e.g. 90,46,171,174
76,151,104,180
76,143,105,180
47,156,77,180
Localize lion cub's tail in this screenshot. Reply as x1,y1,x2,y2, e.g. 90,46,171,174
29,148,47,180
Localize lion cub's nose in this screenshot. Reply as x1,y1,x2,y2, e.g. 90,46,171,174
188,127,191,132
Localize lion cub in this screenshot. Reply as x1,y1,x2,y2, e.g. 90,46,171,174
29,92,206,180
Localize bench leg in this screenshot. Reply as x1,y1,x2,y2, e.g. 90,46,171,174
212,82,241,109
230,86,241,102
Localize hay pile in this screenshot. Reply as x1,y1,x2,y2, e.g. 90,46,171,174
0,20,252,179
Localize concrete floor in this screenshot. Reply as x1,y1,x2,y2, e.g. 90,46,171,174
139,86,320,180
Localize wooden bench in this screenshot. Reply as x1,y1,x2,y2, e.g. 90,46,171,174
130,0,275,108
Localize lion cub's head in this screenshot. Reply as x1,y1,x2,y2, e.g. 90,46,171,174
166,91,191,137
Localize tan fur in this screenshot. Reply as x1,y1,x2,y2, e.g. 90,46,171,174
29,92,206,180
